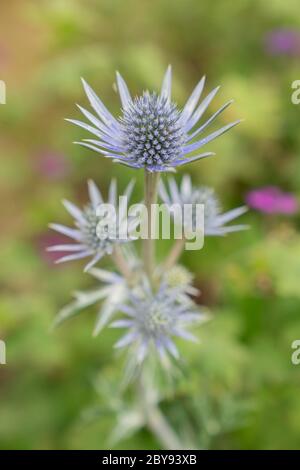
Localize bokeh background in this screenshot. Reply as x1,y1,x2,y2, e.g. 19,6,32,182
1,0,300,450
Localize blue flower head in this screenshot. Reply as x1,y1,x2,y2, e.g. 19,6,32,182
159,175,248,236
67,66,240,172
48,179,135,271
111,280,207,365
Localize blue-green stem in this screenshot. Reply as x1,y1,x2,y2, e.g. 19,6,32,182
138,370,182,450
143,170,160,285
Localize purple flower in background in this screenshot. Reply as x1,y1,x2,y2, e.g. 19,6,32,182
36,151,70,180
246,187,298,215
264,29,300,56
36,232,71,265
0,43,9,66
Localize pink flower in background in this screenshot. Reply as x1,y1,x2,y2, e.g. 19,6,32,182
264,29,300,56
36,151,70,180
35,232,71,266
246,187,298,215
0,43,9,66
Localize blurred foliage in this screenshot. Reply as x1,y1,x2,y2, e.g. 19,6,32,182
1,0,300,450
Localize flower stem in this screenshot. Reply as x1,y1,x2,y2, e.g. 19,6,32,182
138,372,182,450
111,245,133,284
163,237,186,271
143,170,160,285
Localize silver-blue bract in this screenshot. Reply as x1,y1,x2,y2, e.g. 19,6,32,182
52,267,130,335
111,281,206,365
48,179,135,271
67,66,240,172
159,175,248,235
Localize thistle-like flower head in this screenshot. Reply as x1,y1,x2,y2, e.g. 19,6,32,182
48,179,135,271
121,92,186,170
165,265,195,293
67,66,240,172
159,175,248,235
111,281,206,365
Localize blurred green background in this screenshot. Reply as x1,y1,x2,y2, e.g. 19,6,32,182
1,0,300,450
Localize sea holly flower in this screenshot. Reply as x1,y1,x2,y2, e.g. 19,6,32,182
47,62,251,448
53,253,199,338
111,280,207,365
67,66,240,172
164,264,194,289
159,265,200,307
48,179,135,271
159,175,248,236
